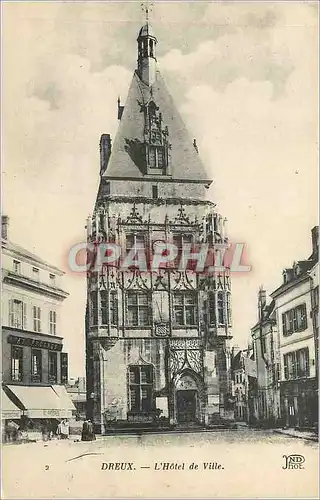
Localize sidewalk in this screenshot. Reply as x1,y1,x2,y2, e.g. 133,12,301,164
273,428,318,442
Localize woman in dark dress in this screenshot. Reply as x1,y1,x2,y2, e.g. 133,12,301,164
81,419,90,441
87,419,96,441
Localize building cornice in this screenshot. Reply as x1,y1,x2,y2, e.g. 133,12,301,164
96,196,216,208
3,325,63,341
3,271,69,300
102,176,212,185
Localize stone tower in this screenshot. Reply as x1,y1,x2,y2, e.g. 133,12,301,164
86,21,233,433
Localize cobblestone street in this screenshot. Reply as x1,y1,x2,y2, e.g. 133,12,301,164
2,429,318,498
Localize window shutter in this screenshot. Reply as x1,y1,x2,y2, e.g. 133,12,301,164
22,302,27,330
302,304,307,330
32,305,34,330
282,313,287,335
8,299,14,326
284,355,288,380
305,348,310,377
292,352,297,378
288,310,294,333
293,308,298,331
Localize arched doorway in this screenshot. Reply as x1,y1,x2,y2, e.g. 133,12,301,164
175,372,200,424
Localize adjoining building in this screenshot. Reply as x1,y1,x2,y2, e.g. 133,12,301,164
250,289,281,427
231,350,247,422
66,377,87,421
270,227,318,429
85,22,233,433
1,216,75,441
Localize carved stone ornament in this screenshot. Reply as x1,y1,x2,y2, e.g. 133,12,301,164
174,204,191,225
124,203,144,224
99,338,119,351
171,271,196,291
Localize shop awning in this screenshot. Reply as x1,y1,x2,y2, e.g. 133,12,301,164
6,385,61,419
52,385,76,417
2,388,22,419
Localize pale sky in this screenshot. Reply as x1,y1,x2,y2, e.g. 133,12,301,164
2,2,318,377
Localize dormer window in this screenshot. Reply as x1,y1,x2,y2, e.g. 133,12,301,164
32,267,39,281
144,101,170,175
13,260,21,274
149,146,164,169
283,268,294,284
293,262,301,277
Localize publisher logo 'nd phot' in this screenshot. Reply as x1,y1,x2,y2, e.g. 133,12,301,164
282,454,305,470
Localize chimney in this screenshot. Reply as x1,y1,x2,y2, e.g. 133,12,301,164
99,134,112,176
117,97,124,120
258,286,267,310
311,226,319,258
2,215,9,239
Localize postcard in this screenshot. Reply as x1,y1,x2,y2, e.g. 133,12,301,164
1,1,318,499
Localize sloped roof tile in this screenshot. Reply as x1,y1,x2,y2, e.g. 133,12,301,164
103,70,212,183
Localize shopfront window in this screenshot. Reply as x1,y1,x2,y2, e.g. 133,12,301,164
31,349,42,382
48,351,58,383
11,346,23,382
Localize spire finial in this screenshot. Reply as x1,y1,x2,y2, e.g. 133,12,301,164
141,1,153,23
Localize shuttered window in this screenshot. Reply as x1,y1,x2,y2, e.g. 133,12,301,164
49,310,57,335
282,303,307,336
8,299,27,329
33,306,41,332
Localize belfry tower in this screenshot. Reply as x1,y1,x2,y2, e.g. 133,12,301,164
86,18,233,433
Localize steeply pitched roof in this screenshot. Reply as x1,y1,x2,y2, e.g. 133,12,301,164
103,70,212,183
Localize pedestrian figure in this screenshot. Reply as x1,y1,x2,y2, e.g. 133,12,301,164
87,419,96,441
61,419,69,439
57,420,62,439
81,419,89,441
41,420,49,441
5,421,19,442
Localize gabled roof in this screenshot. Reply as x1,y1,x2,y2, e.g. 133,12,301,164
103,70,212,183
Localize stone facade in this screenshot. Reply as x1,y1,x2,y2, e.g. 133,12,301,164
85,22,233,433
271,229,319,429
250,291,281,426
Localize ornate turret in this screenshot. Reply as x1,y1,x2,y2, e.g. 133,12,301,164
137,22,157,86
